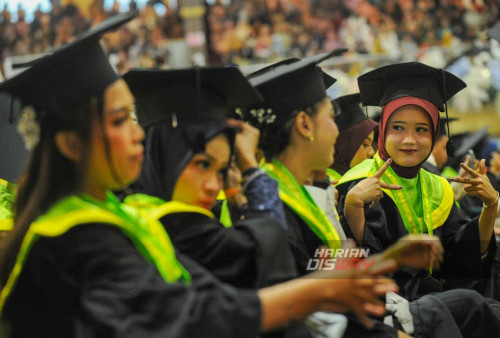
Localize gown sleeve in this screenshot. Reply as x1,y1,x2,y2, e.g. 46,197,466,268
336,179,496,297
4,224,261,338
161,212,297,288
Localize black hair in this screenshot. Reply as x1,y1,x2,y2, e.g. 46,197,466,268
0,94,104,285
259,98,326,161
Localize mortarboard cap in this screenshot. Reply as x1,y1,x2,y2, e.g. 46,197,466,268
488,21,500,42
247,48,347,126
0,11,138,115
357,62,466,112
123,66,262,128
247,57,337,89
452,127,489,159
332,93,371,131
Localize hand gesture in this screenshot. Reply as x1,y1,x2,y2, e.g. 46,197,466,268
317,259,398,329
226,119,260,172
381,234,444,270
450,159,499,207
346,158,402,208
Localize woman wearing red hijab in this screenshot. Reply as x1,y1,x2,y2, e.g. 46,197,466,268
336,62,499,300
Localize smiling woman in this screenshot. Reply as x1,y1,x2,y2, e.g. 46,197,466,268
336,61,500,300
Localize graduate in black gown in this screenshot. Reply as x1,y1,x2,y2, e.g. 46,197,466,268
327,93,378,182
336,62,499,300
246,55,500,337
0,13,402,337
125,67,297,289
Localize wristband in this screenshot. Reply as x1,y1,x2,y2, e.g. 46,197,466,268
483,191,499,209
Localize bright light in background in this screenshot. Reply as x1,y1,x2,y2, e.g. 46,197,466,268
0,0,52,22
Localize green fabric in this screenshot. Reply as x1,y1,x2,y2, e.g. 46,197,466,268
261,158,341,249
339,152,454,235
219,200,233,228
398,176,423,217
326,168,342,183
0,193,191,315
441,166,458,178
0,179,16,223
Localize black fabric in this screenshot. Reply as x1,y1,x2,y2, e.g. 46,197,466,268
357,62,466,112
282,205,324,276
246,49,345,127
410,290,500,338
124,67,262,128
161,212,298,289
332,93,366,131
139,121,235,201
337,178,497,300
3,224,261,337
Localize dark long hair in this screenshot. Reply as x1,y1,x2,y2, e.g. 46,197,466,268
0,94,104,286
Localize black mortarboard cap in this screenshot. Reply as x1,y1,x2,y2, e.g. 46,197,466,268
247,48,347,125
357,62,466,112
124,66,262,128
452,127,488,159
332,93,369,131
0,11,138,115
488,21,500,42
358,62,466,158
247,57,337,89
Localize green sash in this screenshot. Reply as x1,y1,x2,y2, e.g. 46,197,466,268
0,179,16,231
261,158,341,249
338,153,454,235
0,193,191,315
125,193,215,221
326,168,342,184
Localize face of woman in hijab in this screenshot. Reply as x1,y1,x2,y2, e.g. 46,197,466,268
349,130,375,168
172,133,230,209
385,105,433,168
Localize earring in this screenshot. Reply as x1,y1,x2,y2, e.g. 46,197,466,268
308,134,314,142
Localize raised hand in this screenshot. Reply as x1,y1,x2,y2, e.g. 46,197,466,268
346,158,402,208
380,234,444,270
450,159,499,207
226,119,260,172
316,258,399,328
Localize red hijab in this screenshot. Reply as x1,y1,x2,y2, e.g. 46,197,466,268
378,97,440,178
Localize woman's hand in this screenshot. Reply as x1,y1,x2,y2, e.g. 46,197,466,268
450,159,499,207
381,234,444,270
346,158,402,208
226,119,260,172
315,258,399,328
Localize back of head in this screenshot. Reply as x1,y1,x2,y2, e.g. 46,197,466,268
331,93,377,174
245,49,346,161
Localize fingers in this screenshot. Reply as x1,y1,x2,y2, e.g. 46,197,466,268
330,179,338,186
479,159,487,175
459,162,480,177
380,182,402,190
367,258,398,276
225,119,245,131
373,158,393,178
450,176,481,184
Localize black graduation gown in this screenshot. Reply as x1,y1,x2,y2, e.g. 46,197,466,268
3,224,261,338
161,212,298,289
336,179,497,300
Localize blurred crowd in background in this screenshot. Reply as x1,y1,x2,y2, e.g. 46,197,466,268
1,0,499,68
1,0,500,126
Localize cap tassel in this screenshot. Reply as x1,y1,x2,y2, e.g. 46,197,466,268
9,97,14,125
442,69,454,158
